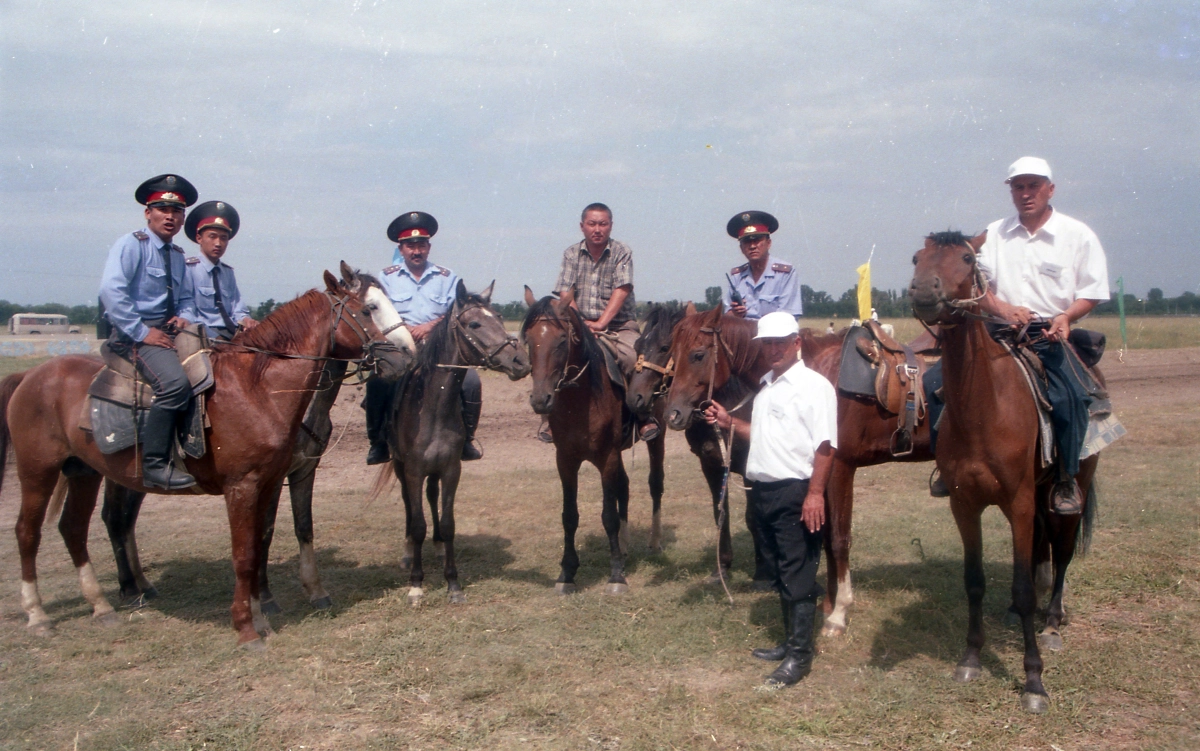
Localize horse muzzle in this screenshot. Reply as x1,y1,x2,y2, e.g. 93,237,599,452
665,405,692,431
909,278,948,325
529,390,555,415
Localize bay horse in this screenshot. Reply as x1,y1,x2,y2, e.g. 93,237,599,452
0,265,415,648
520,287,633,595
658,306,935,636
910,230,1098,714
95,274,417,613
373,280,530,606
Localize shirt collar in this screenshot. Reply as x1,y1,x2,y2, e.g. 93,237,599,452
1003,207,1058,240
389,248,439,280
148,230,173,251
198,255,221,273
578,239,612,260
759,358,808,387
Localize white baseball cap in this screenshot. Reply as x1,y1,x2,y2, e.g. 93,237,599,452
753,311,800,340
1006,156,1053,183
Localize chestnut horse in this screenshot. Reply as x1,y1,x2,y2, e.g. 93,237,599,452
0,266,414,648
657,306,935,635
910,231,1098,714
521,288,634,594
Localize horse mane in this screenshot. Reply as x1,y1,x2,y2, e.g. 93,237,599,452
214,289,330,383
927,230,973,247
636,304,686,354
521,295,608,394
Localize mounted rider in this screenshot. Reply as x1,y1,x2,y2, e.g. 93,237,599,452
99,174,201,490
183,200,258,341
363,211,483,464
723,211,804,320
927,157,1110,514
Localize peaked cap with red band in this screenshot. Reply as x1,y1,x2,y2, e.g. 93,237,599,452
185,200,241,242
135,174,198,208
726,210,779,239
387,211,439,243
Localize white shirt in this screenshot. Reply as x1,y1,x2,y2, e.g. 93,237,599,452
978,209,1110,318
745,358,839,483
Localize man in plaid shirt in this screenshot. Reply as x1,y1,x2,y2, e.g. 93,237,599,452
544,202,658,441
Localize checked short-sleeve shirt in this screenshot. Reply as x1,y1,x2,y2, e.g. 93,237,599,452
554,239,636,327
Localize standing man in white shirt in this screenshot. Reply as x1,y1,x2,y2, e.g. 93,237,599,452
703,312,838,687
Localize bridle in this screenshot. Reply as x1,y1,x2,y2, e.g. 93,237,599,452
914,242,1042,345
524,312,590,393
633,352,674,402
445,301,523,371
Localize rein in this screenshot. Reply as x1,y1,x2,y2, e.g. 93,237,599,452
526,314,590,392
915,242,1033,343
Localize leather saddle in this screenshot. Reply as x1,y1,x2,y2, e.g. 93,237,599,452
80,324,215,457
837,321,940,457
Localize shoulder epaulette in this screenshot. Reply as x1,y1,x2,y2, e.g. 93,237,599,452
383,264,402,275
435,265,451,277
185,256,201,265
167,243,183,253
771,262,793,273
731,263,749,276
223,262,234,270
133,230,149,241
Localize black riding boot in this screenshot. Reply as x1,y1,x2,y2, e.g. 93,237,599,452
752,593,792,661
461,398,483,461
765,599,817,686
141,405,196,490
363,378,391,465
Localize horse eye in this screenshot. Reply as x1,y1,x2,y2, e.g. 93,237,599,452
690,351,705,364
659,345,669,354
963,253,975,264
468,321,482,329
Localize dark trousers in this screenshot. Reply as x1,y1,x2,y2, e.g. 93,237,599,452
108,333,191,411
363,368,481,444
749,478,825,603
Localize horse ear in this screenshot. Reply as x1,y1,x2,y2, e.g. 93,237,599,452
717,301,725,315
340,261,356,285
324,270,340,293
970,231,987,252
559,286,576,307
685,301,697,316
479,280,495,304
455,278,468,305
524,285,537,307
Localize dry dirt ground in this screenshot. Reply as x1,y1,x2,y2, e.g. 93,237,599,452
0,347,1197,750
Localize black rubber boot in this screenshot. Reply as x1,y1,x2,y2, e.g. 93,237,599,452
765,599,817,686
142,405,197,490
461,398,483,461
929,469,950,498
1051,478,1083,515
638,417,661,442
363,379,392,465
752,594,791,661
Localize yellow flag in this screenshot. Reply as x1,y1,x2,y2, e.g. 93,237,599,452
856,261,872,322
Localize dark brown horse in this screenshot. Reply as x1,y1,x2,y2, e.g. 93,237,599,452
910,231,1098,714
521,288,633,594
0,266,414,648
657,306,935,635
376,280,530,606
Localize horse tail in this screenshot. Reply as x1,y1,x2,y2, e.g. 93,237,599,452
0,371,27,497
365,463,397,507
1078,477,1098,556
43,474,69,531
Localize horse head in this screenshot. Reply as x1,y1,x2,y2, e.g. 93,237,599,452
521,285,588,415
909,231,988,326
449,279,530,380
325,264,417,381
663,304,731,431
627,303,685,419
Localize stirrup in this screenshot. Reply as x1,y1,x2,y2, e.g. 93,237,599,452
639,420,661,442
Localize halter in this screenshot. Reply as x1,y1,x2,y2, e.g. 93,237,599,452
525,313,590,392
915,242,1023,341
633,353,675,401
444,301,523,370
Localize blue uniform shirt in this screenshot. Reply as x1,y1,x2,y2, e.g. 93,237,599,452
99,229,198,342
722,258,803,319
379,257,460,325
185,255,251,331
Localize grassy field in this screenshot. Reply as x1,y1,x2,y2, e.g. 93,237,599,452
874,315,1200,350
0,342,1197,748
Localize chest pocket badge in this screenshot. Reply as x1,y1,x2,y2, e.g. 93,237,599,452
1039,262,1063,281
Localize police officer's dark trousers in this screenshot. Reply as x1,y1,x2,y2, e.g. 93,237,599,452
110,330,196,489
749,478,823,685
364,368,482,464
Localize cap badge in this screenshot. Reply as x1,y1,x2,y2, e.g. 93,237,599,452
742,213,750,221
162,192,180,202
214,218,228,227
216,202,225,210
165,176,176,186
410,213,419,220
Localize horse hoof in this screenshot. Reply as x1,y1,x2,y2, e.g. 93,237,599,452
94,611,121,628
1021,692,1049,714
605,582,630,596
239,638,267,653
954,665,981,683
29,621,54,638
554,582,576,596
750,579,775,593
311,596,333,610
702,570,730,586
1003,610,1022,628
821,623,846,638
407,587,424,607
1038,630,1064,652
260,599,283,617
141,585,159,600
448,591,467,605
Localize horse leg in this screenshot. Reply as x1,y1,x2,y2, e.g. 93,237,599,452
426,475,444,559
15,467,62,635
101,481,153,604
288,462,332,609
646,429,665,553
600,452,631,595
58,473,118,625
822,457,856,637
403,469,428,606
438,466,466,604
555,453,582,594
950,501,986,684
396,464,414,570
1040,456,1098,649
1007,496,1048,713
225,482,268,648
257,477,285,616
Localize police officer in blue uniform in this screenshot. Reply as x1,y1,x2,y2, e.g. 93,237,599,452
99,174,201,490
722,211,804,320
183,201,257,341
363,211,484,464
